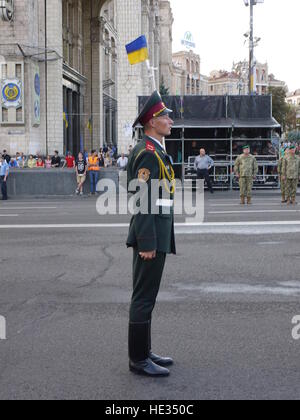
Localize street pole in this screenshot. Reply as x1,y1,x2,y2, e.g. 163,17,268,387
249,0,254,95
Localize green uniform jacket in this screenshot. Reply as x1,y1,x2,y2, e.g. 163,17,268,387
282,155,300,179
234,154,258,177
126,136,176,255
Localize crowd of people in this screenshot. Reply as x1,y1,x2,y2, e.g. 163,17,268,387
0,145,133,199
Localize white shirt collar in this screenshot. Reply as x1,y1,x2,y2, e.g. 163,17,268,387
148,136,165,151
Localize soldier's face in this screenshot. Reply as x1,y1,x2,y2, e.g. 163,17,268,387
244,148,250,156
152,115,174,137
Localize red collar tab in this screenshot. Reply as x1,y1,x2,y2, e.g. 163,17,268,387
146,141,156,152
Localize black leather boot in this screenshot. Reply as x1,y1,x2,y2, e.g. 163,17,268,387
148,320,174,367
129,321,170,377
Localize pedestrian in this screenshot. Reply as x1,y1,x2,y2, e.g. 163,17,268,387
117,153,128,171
98,149,105,167
234,145,258,205
282,145,300,205
45,155,52,169
64,151,75,169
51,151,61,168
0,154,9,200
75,152,87,196
27,155,37,169
104,152,112,168
194,148,214,194
126,91,176,377
2,150,11,164
278,148,289,203
36,157,45,168
88,150,100,195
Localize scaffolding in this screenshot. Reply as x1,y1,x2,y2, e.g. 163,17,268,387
136,95,281,190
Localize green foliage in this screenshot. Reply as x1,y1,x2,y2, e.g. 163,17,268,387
287,130,300,142
160,77,170,96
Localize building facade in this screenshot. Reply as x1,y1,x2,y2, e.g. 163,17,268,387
172,50,201,95
0,0,173,156
208,70,241,96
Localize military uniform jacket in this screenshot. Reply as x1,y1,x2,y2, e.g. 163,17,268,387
234,154,258,177
126,136,176,255
282,155,300,179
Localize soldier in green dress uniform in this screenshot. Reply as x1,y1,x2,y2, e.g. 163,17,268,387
234,145,258,205
126,91,176,377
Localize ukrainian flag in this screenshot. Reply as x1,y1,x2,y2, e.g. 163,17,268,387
63,110,69,129
126,36,149,65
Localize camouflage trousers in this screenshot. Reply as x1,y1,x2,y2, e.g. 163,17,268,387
286,179,298,200
239,177,253,198
280,176,286,197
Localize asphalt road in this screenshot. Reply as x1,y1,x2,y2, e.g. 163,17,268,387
0,191,300,400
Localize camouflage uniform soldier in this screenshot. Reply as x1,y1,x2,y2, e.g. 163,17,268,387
234,145,258,205
278,149,289,203
282,146,300,205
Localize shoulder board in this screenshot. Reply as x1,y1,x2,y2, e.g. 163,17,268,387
146,141,156,153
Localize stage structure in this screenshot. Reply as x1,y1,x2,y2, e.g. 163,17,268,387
136,95,281,190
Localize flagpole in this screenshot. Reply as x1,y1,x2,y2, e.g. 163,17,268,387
145,59,156,91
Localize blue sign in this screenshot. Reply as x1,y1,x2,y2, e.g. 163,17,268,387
34,73,40,96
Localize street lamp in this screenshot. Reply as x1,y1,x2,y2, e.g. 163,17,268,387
243,0,264,94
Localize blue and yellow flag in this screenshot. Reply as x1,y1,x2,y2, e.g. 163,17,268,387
126,35,149,65
87,117,93,134
63,110,69,129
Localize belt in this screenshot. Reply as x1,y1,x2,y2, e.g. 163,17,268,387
156,199,174,208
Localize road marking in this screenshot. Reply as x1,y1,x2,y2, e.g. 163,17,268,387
174,281,300,297
0,220,300,229
209,210,300,214
208,203,287,207
0,215,19,217
257,241,285,246
0,207,57,210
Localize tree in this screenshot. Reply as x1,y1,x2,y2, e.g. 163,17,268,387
287,130,300,142
268,86,290,131
160,77,170,96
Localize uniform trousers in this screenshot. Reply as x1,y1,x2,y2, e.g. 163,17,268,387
130,248,166,323
280,176,286,198
286,179,298,200
239,177,253,198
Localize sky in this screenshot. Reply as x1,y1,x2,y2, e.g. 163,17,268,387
170,0,300,92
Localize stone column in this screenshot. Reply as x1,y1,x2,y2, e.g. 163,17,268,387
116,0,143,154
46,0,64,154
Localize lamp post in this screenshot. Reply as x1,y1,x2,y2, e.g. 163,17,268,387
243,0,264,95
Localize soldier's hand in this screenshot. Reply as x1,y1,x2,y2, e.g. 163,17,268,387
282,176,286,181
139,251,157,261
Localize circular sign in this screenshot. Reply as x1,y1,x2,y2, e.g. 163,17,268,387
181,32,196,50
2,82,21,103
34,73,40,96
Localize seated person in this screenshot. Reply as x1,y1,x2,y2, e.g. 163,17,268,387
27,155,37,169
